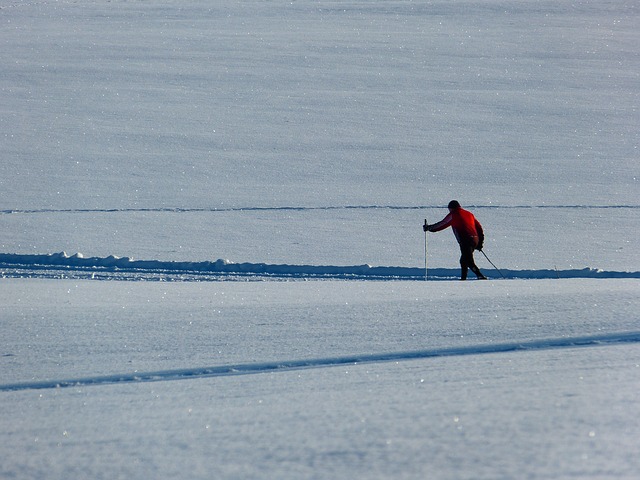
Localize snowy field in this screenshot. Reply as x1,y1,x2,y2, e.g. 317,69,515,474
1,0,639,479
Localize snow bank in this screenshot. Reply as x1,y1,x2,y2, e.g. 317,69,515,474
0,252,637,281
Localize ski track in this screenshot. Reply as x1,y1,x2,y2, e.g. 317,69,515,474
1,252,639,281
1,204,639,215
2,204,637,281
2,332,639,392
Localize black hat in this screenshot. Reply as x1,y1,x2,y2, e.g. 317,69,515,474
448,200,461,210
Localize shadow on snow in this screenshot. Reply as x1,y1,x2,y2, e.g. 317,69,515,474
0,252,638,281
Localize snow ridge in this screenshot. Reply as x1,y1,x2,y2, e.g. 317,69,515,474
1,252,638,281
2,332,639,392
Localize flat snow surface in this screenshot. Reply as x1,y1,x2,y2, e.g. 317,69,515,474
1,0,639,479
2,279,640,480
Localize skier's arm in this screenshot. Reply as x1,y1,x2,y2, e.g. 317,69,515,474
427,214,452,232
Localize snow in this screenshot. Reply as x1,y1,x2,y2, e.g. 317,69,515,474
1,0,639,479
1,250,639,280
2,279,640,479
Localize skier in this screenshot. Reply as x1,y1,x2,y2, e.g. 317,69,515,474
424,200,487,280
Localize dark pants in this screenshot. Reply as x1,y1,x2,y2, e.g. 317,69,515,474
459,237,485,280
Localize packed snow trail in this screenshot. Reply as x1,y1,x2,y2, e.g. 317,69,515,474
0,252,638,281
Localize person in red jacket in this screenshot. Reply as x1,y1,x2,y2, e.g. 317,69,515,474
424,200,487,280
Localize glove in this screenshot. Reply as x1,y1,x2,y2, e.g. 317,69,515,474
423,223,430,232
476,241,483,251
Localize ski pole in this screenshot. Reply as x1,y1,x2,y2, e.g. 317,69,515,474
479,249,505,279
423,219,428,281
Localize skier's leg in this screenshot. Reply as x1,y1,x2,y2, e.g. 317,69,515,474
459,245,470,280
460,258,468,280
460,241,485,280
466,245,487,279
469,259,486,279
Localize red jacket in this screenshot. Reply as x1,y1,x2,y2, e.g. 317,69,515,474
429,207,484,246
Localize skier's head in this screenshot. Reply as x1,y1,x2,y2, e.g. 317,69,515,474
448,200,461,211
